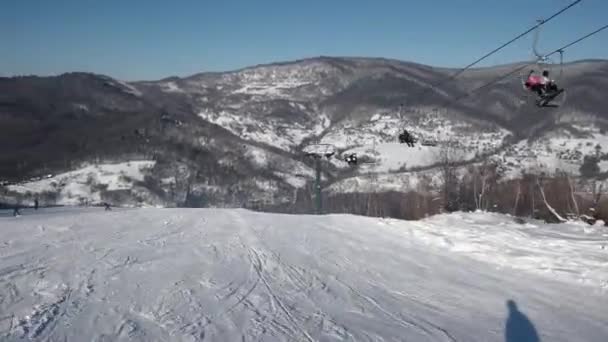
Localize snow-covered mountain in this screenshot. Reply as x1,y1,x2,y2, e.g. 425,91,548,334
2,57,608,209
1,208,607,341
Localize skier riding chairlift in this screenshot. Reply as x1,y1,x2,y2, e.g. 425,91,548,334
524,20,565,107
399,129,416,147
344,153,358,166
524,69,561,97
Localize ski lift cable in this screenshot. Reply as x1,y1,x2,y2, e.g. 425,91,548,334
449,23,608,103
546,23,608,57
409,0,584,103
447,0,582,81
532,19,561,82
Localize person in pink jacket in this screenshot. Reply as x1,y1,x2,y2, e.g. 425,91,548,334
524,69,560,96
524,69,546,96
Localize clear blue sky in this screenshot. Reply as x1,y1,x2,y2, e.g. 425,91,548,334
2,0,607,80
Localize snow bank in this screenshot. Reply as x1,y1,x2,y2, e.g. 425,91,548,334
395,211,608,289
0,209,606,341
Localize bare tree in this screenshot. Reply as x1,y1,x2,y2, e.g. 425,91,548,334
169,162,194,206
583,181,604,224
536,176,567,223
593,182,603,210
567,173,580,217
437,142,461,212
472,161,499,211
530,178,535,218
513,180,521,216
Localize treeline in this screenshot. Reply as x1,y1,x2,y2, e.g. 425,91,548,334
263,162,608,225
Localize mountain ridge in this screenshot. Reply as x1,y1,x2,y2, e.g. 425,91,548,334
2,56,608,210
4,56,607,83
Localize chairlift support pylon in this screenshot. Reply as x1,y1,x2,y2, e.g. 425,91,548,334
303,143,337,214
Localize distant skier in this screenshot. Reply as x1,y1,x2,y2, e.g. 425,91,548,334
13,205,21,217
34,198,39,210
104,202,112,211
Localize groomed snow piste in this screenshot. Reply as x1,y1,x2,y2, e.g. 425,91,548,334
1,209,607,341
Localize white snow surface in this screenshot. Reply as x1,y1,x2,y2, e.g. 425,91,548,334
198,110,300,151
327,169,443,194
348,143,440,173
198,107,331,152
232,80,311,98
161,81,184,93
0,208,606,341
116,80,143,97
6,161,155,205
100,77,142,97
497,123,608,180
320,116,608,193
320,113,508,174
244,145,314,188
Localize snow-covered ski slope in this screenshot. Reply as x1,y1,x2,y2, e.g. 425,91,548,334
1,208,607,341
5,161,156,205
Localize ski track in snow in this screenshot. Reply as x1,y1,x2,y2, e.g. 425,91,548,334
0,208,607,341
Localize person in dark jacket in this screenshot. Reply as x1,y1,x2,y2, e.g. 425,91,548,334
399,129,416,147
